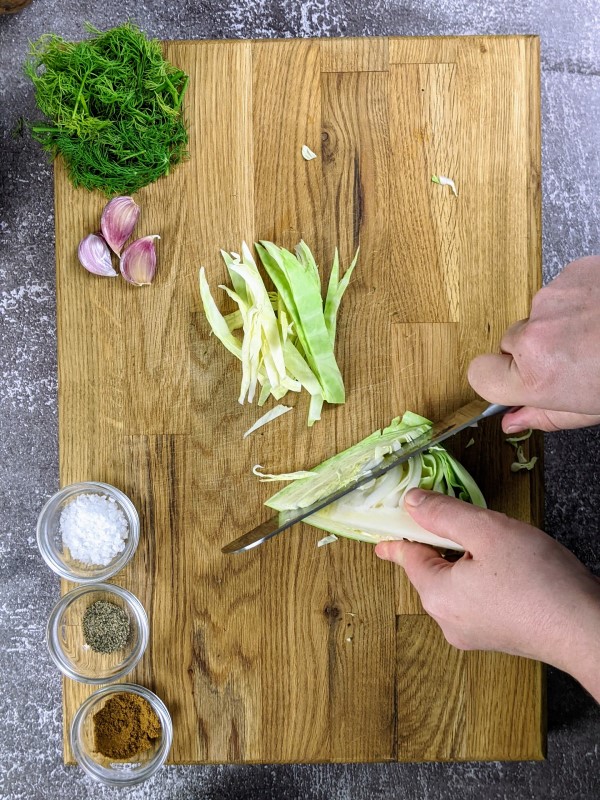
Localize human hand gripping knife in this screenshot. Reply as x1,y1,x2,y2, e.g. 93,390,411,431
222,400,509,554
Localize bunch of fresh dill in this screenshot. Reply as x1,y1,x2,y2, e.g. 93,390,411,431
25,23,189,196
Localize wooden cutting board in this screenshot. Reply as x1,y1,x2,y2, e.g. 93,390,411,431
55,35,544,763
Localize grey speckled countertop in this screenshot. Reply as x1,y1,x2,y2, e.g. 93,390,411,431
1,2,599,798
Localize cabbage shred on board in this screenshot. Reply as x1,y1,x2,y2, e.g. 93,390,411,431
199,241,358,427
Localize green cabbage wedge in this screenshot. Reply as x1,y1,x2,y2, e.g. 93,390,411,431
264,412,486,552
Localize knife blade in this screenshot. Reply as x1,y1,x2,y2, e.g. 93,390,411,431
222,399,509,554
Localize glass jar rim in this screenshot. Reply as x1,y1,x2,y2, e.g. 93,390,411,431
36,481,139,583
46,582,149,684
70,683,172,786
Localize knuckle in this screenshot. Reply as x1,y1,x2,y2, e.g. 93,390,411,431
512,325,556,393
423,493,453,527
518,321,546,359
443,629,473,651
529,287,547,315
499,319,527,353
478,508,515,542
534,410,562,432
421,592,445,619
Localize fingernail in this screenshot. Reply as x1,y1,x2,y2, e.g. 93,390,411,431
505,424,522,434
405,488,427,507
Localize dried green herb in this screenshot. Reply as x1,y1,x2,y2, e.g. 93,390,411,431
83,600,130,654
25,22,189,196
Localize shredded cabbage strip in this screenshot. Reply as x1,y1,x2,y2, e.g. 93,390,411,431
199,241,357,427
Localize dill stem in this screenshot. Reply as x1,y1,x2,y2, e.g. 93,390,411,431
173,75,189,111
162,73,179,106
72,66,92,118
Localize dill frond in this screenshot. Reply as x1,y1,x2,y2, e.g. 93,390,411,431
24,22,189,196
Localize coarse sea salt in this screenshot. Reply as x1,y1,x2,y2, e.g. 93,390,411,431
59,493,129,566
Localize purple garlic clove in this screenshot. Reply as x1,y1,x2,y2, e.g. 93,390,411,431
77,233,118,277
101,196,141,256
120,235,160,286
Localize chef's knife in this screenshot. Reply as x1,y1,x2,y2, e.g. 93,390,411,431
222,399,509,554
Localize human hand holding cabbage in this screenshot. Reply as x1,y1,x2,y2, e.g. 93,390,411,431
375,490,600,701
377,256,600,701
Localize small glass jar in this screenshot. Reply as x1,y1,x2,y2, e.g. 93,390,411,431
36,481,139,582
46,583,149,684
0,0,33,14
71,684,172,786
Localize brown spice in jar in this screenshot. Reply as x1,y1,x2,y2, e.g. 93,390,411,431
93,692,161,760
0,0,33,14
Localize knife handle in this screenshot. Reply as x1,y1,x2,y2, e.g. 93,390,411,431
439,400,509,431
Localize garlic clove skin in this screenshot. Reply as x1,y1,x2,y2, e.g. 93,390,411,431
101,196,141,256
120,235,160,286
77,233,118,277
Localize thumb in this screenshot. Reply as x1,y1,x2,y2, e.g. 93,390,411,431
403,488,495,551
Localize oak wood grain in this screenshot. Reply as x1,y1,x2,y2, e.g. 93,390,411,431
321,36,389,73
391,322,460,615
321,69,399,759
388,62,459,322
55,35,544,764
388,36,461,65
396,615,467,761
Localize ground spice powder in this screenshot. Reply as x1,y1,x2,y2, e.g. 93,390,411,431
93,692,161,759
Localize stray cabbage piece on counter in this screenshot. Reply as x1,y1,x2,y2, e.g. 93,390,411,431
506,429,538,472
